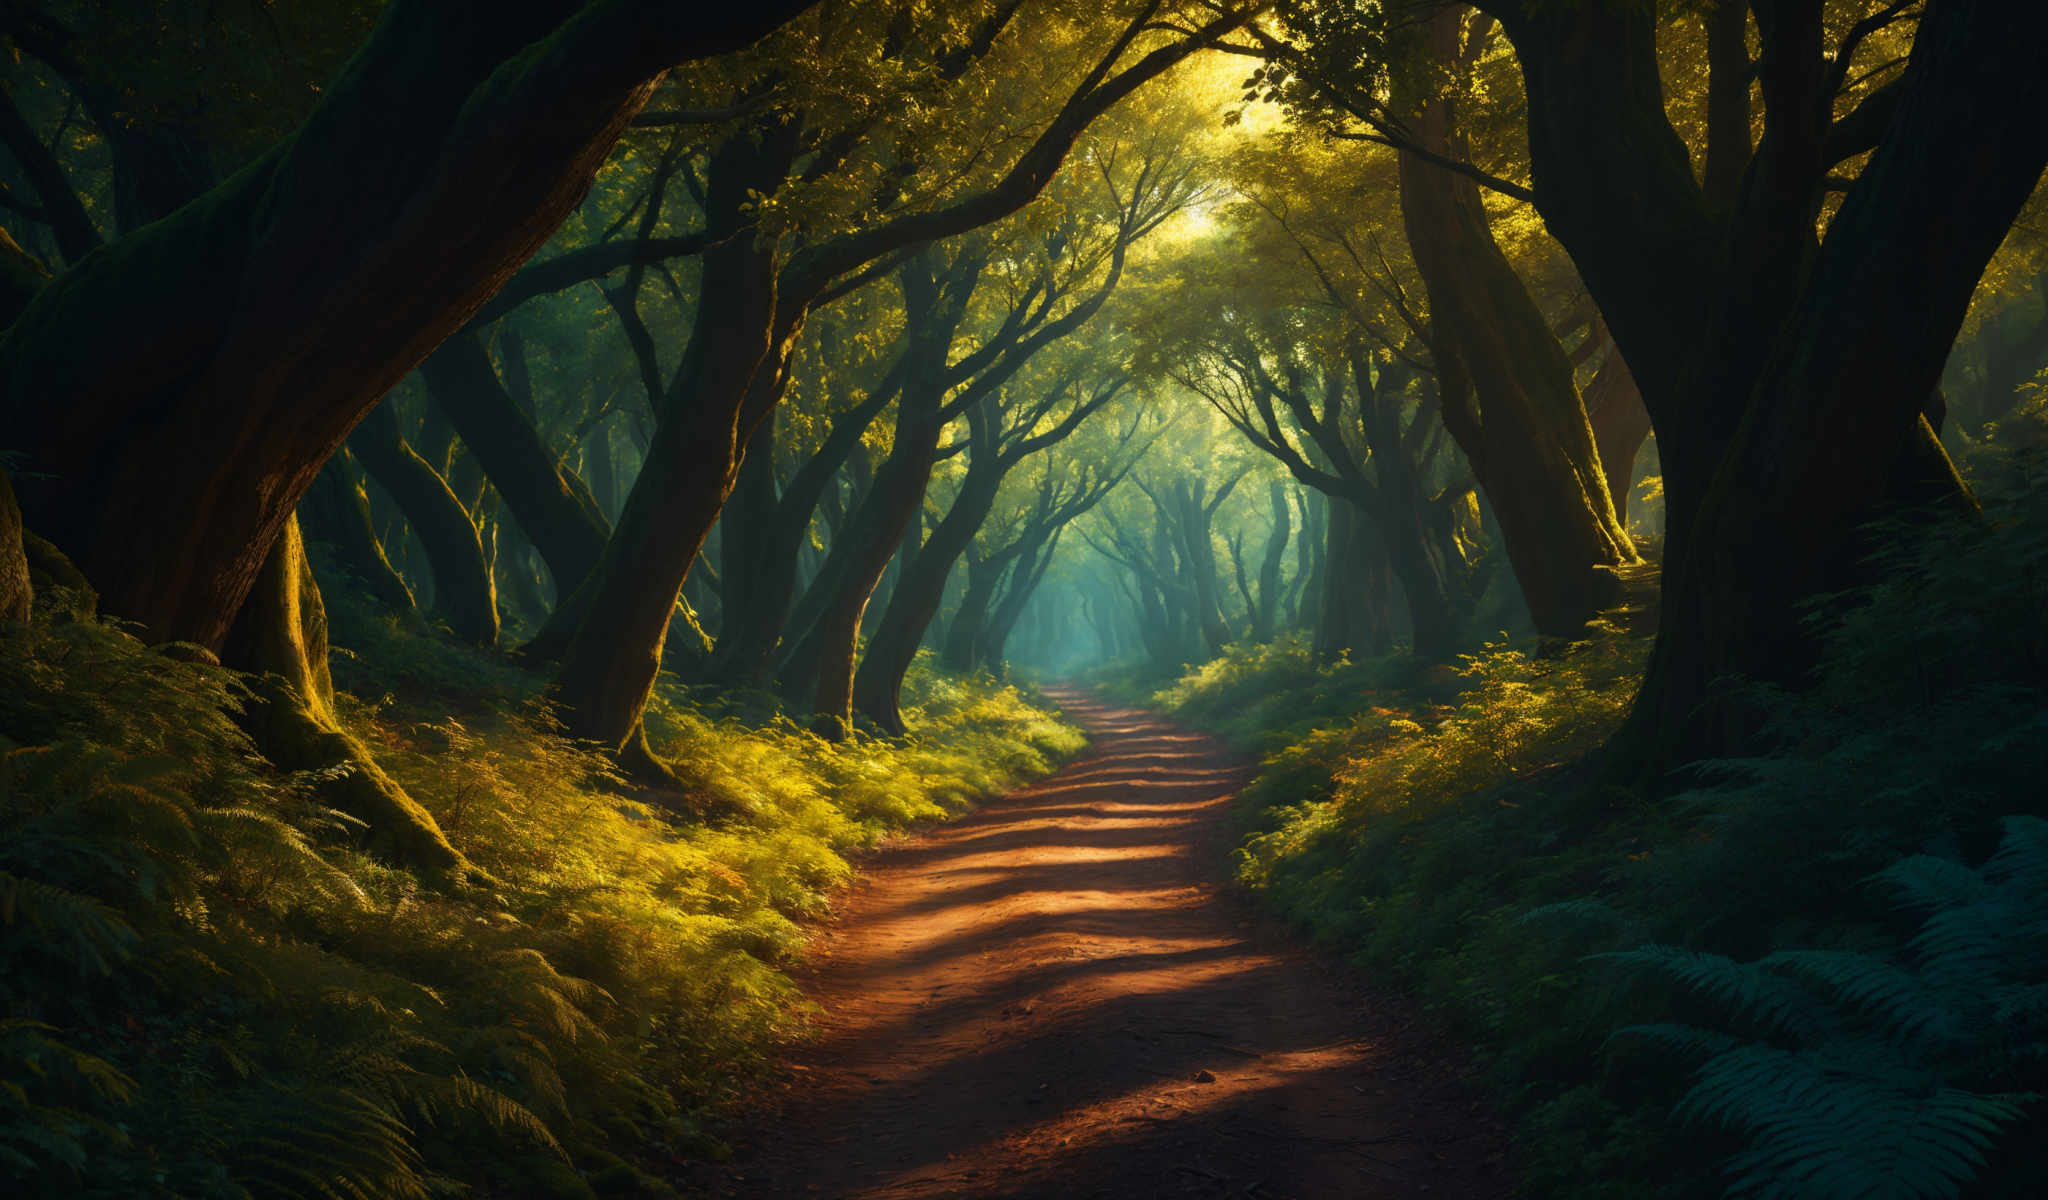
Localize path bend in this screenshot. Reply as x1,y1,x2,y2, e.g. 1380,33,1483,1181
697,687,1512,1199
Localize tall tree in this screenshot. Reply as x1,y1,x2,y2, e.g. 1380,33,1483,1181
1,1,814,652
546,0,1256,766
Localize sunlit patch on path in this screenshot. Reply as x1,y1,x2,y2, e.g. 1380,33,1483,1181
694,688,1511,1199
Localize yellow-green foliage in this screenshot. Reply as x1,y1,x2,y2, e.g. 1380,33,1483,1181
1161,483,2048,1198
1233,631,1643,897
0,605,1078,1198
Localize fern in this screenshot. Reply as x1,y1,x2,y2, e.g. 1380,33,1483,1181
1610,817,2048,1199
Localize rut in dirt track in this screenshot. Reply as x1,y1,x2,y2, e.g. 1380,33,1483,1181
698,687,1512,1199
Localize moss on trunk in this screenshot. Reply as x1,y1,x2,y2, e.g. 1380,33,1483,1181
1,466,30,624
224,516,467,878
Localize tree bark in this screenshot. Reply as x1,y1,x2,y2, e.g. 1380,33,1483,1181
546,121,801,759
1,464,30,622
222,515,467,876
1582,343,1651,525
1483,0,2042,766
1315,499,1394,662
853,456,1005,735
0,0,813,651
349,400,498,647
1394,3,1635,639
790,258,963,735
419,329,612,608
1623,0,2047,763
297,448,418,614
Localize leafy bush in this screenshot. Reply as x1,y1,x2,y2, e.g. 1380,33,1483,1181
0,594,1079,1197
1156,480,2048,1196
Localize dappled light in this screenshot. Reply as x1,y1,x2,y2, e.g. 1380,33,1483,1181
693,690,1506,1198
2,0,2043,1196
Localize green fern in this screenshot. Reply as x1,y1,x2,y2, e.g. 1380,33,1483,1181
1609,816,2048,1199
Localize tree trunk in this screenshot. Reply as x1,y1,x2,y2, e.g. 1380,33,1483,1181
854,465,1006,735
1487,0,2042,767
984,529,1060,669
349,401,498,646
1316,500,1394,662
1583,345,1651,525
1293,487,1323,630
942,549,1007,674
223,515,467,877
1,465,30,623
795,372,951,734
1173,481,1235,655
0,2,811,652
419,329,611,605
298,448,418,614
1395,6,1635,639
1251,481,1290,642
1621,0,2046,765
548,124,800,758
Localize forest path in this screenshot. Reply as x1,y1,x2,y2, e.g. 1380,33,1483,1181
693,687,1511,1199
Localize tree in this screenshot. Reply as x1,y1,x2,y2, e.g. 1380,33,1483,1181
1473,0,2046,764
1,1,816,654
545,0,1257,766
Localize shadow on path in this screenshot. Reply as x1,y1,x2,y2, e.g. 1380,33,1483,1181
691,687,1513,1199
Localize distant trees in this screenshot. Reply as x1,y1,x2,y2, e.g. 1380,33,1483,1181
543,1,1255,764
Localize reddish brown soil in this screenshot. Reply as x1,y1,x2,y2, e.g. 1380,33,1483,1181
694,688,1514,1199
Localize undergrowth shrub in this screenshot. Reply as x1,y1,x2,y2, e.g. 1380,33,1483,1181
1156,478,2048,1197
1606,817,2048,1200
0,587,1079,1197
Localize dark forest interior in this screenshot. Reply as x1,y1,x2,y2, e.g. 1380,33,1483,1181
2,1,2045,1197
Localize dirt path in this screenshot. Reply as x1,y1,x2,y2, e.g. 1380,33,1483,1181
694,688,1513,1199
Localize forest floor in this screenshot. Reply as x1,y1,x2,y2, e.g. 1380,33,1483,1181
688,687,1514,1199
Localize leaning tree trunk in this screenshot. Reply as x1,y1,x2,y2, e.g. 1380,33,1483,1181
547,122,802,768
795,387,949,737
349,401,498,646
983,529,1060,669
419,329,611,605
0,1,812,652
1582,342,1652,525
941,548,1009,674
298,448,418,615
1395,4,1635,639
223,515,468,877
853,463,1007,736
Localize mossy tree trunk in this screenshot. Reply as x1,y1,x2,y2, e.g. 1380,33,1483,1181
298,449,417,615
349,401,499,647
1,465,30,623
1394,4,1635,640
0,1,814,651
223,515,467,877
418,329,611,608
